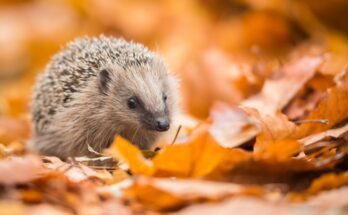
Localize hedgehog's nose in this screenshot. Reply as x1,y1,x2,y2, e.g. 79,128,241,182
155,118,170,132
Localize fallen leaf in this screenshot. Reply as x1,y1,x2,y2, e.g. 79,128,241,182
300,123,348,146
209,102,260,148
307,186,348,208
297,69,348,137
256,139,302,161
173,194,348,215
289,171,348,202
0,155,46,185
26,204,71,215
283,73,334,120
1,1,348,214
152,125,252,178
242,55,323,115
43,156,113,183
244,108,300,157
306,171,348,195
125,180,186,212
20,189,43,203
113,125,252,178
123,176,263,212
109,136,154,175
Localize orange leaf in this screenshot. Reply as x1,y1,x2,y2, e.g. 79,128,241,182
124,176,263,212
242,55,323,115
307,171,348,195
300,123,348,146
0,155,47,185
256,139,301,161
110,136,154,176
209,103,260,148
153,125,252,178
297,73,348,136
245,108,300,156
124,178,187,212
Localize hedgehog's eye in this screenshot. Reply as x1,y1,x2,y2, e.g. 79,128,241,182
127,97,138,109
163,94,167,102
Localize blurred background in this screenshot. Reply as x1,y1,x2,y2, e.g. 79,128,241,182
1,0,348,126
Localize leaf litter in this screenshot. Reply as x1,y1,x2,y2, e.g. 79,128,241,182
1,0,348,214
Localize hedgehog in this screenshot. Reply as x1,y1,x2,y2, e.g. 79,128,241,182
29,35,179,160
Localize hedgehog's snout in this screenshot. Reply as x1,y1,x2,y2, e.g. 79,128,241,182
141,113,170,132
155,117,170,132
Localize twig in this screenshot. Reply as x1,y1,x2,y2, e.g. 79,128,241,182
294,119,329,125
86,165,117,171
63,157,90,177
171,125,182,145
59,163,74,173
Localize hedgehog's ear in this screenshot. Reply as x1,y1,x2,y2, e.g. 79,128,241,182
99,69,111,95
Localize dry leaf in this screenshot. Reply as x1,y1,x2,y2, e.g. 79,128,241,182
43,156,113,183
242,55,323,115
0,155,46,185
113,125,252,178
244,108,300,156
300,123,348,146
297,69,348,136
306,171,348,195
209,103,260,148
109,136,154,175
1,0,348,214
283,73,334,120
124,176,263,212
152,125,252,178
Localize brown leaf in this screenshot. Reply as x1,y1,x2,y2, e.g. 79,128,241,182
209,103,260,148
123,176,263,212
43,156,113,183
152,125,252,178
124,178,186,212
306,171,348,195
256,139,302,161
245,108,300,157
25,204,71,215
306,186,348,208
0,155,46,185
290,171,348,202
113,122,322,187
174,194,348,215
300,123,348,146
20,189,43,204
113,125,252,178
297,69,348,137
242,55,323,115
283,73,334,120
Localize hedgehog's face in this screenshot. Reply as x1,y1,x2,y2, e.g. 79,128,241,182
98,58,178,133
124,94,170,132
